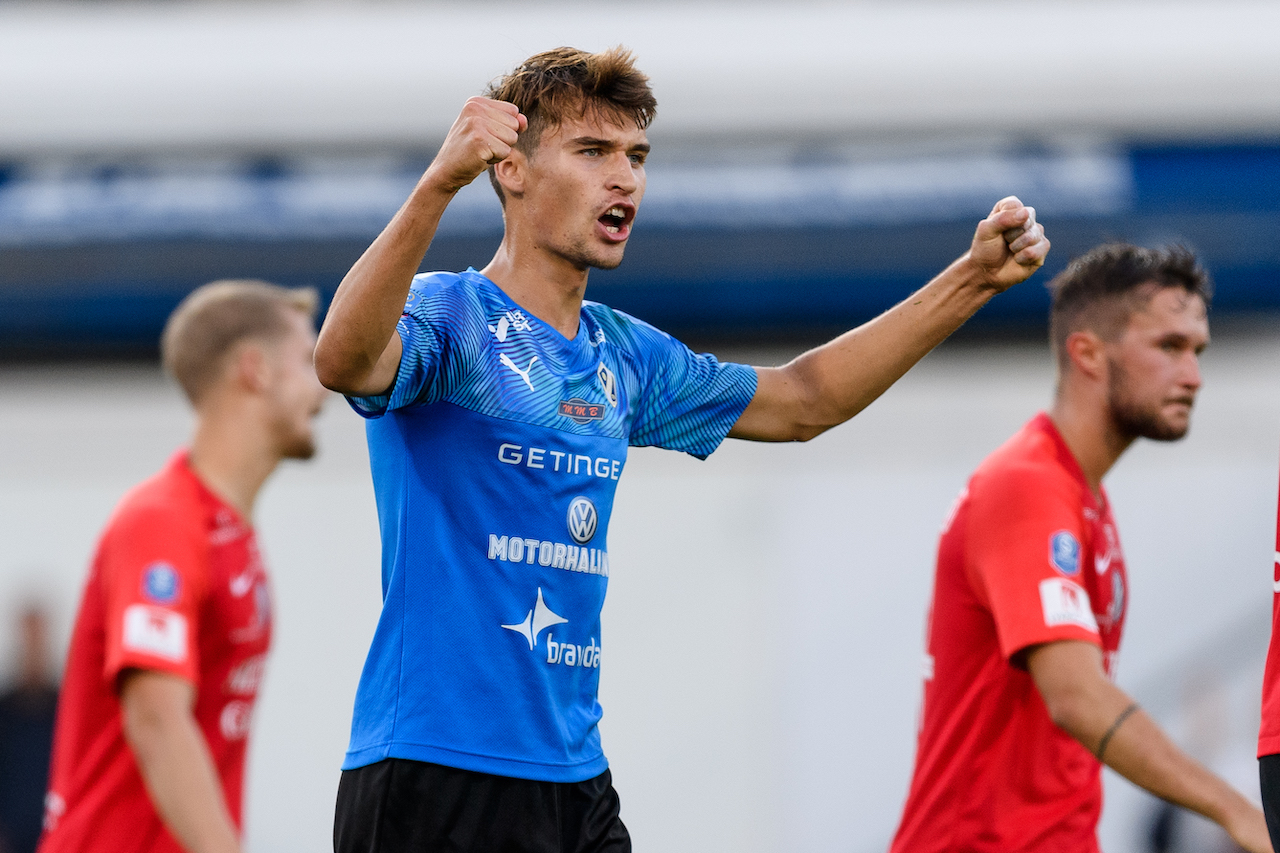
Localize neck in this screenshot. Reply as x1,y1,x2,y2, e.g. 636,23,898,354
187,402,279,519
1048,395,1134,494
480,235,589,339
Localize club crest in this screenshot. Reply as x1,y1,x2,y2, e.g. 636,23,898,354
597,363,617,408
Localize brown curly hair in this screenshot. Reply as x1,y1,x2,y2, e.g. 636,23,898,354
484,46,657,202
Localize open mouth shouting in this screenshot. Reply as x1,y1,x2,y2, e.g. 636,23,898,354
598,204,635,241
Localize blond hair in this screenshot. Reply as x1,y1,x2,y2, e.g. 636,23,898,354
161,279,318,405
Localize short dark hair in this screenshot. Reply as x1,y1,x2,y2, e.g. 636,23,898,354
161,279,318,406
484,46,657,203
1047,243,1212,362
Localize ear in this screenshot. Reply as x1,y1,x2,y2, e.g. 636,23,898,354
231,342,271,394
1063,330,1108,382
492,148,528,199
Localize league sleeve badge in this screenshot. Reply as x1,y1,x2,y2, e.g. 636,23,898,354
1048,531,1080,576
141,561,181,604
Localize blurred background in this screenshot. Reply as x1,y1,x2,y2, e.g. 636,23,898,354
0,1,1277,851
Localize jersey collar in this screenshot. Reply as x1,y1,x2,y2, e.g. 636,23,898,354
1030,412,1106,511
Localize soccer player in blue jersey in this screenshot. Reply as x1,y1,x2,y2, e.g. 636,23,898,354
316,46,1050,852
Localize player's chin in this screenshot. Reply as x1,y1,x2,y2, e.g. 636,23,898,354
1149,412,1192,442
588,245,628,271
282,432,318,460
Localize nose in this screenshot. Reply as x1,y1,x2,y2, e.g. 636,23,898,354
607,152,639,194
1181,351,1203,392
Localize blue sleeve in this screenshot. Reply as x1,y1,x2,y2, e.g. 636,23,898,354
345,274,469,418
627,326,758,459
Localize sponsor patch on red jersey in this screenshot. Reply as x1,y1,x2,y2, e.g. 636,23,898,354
1039,577,1098,631
121,604,188,661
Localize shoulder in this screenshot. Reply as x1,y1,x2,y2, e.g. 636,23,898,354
583,300,679,355
968,426,1082,512
101,465,206,548
404,271,489,321
408,270,470,297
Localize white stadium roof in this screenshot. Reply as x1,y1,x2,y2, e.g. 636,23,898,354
1,0,1278,155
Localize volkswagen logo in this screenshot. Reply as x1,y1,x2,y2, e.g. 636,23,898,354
567,497,598,544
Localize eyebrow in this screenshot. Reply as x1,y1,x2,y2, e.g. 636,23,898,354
1157,331,1209,347
571,136,651,154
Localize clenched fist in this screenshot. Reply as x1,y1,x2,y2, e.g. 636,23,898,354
967,196,1050,292
425,97,528,194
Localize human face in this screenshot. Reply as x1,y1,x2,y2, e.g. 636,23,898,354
263,310,327,460
1105,286,1208,442
519,111,649,271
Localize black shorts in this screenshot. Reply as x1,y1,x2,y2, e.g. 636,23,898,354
1261,753,1280,850
334,758,631,853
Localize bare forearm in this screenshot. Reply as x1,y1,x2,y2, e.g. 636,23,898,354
315,174,454,393
784,255,997,431
729,197,1047,442
1094,705,1257,829
316,97,526,395
124,706,239,853
1028,642,1270,853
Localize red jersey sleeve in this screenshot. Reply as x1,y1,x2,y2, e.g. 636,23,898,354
100,499,208,685
1259,467,1280,756
965,461,1102,662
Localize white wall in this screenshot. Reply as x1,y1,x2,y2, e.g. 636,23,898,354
2,1,1278,155
0,325,1277,852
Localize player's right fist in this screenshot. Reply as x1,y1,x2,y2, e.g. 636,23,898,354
966,196,1050,293
426,97,528,193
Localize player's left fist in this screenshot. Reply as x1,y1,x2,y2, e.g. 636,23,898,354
967,196,1050,292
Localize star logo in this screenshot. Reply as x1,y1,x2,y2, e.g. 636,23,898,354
501,588,568,650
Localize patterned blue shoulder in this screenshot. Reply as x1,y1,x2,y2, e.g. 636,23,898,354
580,300,676,351
404,271,487,318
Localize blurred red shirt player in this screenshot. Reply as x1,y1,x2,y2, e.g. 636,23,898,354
1257,471,1280,848
39,281,326,853
891,244,1270,853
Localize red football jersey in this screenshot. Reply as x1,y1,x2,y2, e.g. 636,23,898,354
1257,462,1280,758
891,414,1128,853
39,452,272,853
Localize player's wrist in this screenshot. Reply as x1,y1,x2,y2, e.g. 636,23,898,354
1218,793,1260,829
948,252,1007,296
416,164,471,200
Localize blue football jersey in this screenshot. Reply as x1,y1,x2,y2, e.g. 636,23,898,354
342,269,757,781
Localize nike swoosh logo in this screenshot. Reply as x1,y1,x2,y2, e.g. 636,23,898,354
229,572,254,597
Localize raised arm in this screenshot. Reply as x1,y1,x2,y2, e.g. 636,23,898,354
1026,640,1272,853
314,97,527,396
120,670,240,853
729,197,1049,442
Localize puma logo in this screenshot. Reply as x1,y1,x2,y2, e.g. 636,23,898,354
499,353,538,392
